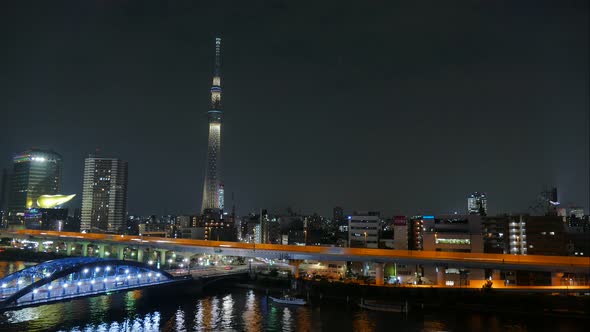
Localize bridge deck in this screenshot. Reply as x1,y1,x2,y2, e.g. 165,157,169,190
0,257,185,311
1,278,183,311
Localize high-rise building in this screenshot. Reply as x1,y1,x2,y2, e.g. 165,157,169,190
6,149,62,223
508,215,527,255
467,192,487,215
393,216,408,250
569,207,585,219
482,215,510,254
0,168,8,225
260,209,269,244
80,156,128,233
333,206,343,222
201,37,223,214
218,184,225,211
409,216,427,250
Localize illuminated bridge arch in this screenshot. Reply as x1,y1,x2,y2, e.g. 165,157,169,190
0,257,178,310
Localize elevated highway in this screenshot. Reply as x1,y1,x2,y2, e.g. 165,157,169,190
5,230,590,273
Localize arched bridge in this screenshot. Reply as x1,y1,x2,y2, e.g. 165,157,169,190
0,257,185,311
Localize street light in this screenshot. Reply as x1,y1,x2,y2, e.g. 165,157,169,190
168,258,173,270
304,229,307,245
364,232,368,247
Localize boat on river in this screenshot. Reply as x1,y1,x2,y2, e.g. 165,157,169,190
269,295,306,305
358,299,408,313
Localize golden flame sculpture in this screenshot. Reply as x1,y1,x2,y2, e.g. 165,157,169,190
36,194,76,208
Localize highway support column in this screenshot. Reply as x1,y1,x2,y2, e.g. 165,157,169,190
551,272,564,286
117,246,125,260
36,241,44,253
81,242,89,257
289,260,303,279
158,249,168,267
436,266,445,287
375,263,384,286
136,248,144,263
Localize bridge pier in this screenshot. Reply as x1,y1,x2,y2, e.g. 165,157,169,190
98,244,105,258
436,267,445,287
375,263,384,286
552,272,564,286
137,248,144,263
158,249,168,267
117,246,125,260
490,269,503,287
289,260,303,279
81,243,89,257
36,241,44,253
66,242,73,256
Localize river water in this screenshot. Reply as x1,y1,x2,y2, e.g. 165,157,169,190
0,261,585,331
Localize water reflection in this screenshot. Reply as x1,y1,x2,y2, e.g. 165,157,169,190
174,307,186,332
242,290,262,332
0,262,583,332
352,310,376,332
220,294,233,329
282,307,292,332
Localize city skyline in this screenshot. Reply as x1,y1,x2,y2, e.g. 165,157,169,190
1,1,588,217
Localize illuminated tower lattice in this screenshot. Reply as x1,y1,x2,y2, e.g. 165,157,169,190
201,37,223,213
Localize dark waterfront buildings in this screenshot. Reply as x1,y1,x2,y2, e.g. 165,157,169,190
524,215,568,256
201,37,224,215
23,207,68,231
80,156,128,233
5,149,62,224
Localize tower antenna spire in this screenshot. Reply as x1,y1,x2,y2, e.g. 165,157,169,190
214,36,222,78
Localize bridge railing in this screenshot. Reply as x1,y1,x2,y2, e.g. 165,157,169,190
0,258,178,310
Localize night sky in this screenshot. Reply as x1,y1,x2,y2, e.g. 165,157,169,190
1,0,588,217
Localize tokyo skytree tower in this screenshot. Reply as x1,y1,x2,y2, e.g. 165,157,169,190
201,37,223,213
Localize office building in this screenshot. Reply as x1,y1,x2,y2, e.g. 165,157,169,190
393,216,408,250
565,215,589,257
199,208,235,241
80,156,128,233
6,149,62,223
409,216,427,250
569,207,585,219
524,215,567,256
0,168,7,225
348,211,380,248
482,215,510,254
333,206,343,222
508,215,527,254
422,214,484,253
24,207,68,231
467,192,487,215
422,214,485,286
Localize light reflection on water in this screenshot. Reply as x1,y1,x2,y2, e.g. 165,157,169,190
0,262,585,332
